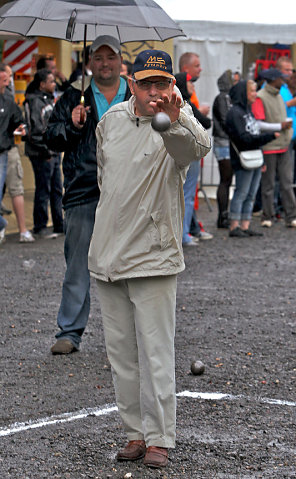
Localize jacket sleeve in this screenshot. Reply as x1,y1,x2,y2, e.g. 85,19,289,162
96,119,105,189
8,102,24,135
190,102,212,129
160,102,211,169
226,108,275,150
44,89,85,152
213,95,229,131
27,97,51,157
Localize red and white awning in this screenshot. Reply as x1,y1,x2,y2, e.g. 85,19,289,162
2,39,38,74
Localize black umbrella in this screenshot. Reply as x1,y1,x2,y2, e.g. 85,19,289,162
0,0,184,108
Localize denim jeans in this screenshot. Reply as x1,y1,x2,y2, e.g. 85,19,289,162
182,160,200,243
230,167,261,221
30,154,63,233
0,151,8,231
55,200,98,348
213,144,230,161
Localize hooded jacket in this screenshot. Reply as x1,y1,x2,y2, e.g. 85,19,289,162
88,96,211,282
212,70,232,144
175,73,211,130
44,76,131,209
226,80,276,171
24,90,55,160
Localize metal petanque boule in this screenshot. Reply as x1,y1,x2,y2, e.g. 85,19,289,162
151,112,171,132
191,360,205,375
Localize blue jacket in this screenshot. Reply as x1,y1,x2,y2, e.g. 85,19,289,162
280,83,296,140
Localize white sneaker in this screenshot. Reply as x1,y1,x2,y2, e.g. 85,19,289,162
20,230,35,243
261,220,272,228
0,227,6,245
287,219,296,227
183,235,199,247
45,232,63,239
252,210,263,217
183,240,199,247
198,230,214,240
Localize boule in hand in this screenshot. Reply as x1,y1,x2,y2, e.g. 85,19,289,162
151,112,171,132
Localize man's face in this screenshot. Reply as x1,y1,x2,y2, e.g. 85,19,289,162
120,63,128,76
287,73,296,92
186,80,195,96
4,65,12,85
272,77,284,90
278,61,293,80
45,59,57,77
233,72,240,85
90,45,122,86
0,71,8,93
41,73,56,94
128,75,175,117
183,55,201,81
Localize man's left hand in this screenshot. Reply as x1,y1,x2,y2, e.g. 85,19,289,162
150,92,182,123
14,124,26,136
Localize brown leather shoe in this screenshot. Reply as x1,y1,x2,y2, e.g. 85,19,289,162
143,446,168,468
50,339,78,355
117,440,146,461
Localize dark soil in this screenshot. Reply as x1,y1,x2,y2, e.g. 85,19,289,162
1,201,295,478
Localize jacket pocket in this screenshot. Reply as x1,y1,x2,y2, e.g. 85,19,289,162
151,210,170,251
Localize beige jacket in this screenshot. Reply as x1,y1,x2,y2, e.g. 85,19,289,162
88,96,211,282
257,84,293,151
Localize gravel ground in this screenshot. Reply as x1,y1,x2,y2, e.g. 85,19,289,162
1,201,295,478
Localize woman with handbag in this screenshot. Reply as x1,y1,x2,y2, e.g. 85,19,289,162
226,80,280,237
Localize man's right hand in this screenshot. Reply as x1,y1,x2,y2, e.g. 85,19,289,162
199,104,210,116
72,104,90,129
281,120,292,130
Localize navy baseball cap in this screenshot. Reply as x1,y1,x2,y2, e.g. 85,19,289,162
132,49,174,80
260,68,287,81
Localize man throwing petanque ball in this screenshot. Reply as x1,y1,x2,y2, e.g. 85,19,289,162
88,49,211,469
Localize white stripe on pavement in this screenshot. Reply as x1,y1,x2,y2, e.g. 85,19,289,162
176,390,296,407
0,405,118,437
0,391,295,438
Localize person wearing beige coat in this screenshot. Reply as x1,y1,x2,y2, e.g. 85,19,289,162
88,49,211,469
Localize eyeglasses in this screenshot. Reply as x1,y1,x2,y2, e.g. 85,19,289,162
132,79,173,91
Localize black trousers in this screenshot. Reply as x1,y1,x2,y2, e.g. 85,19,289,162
30,154,63,233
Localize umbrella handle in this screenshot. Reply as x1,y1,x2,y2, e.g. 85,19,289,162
79,24,87,124
80,24,87,104
79,25,87,125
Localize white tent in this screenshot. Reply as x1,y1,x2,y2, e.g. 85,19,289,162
174,20,296,186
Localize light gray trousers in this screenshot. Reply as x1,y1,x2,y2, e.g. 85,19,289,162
96,274,177,448
261,150,296,223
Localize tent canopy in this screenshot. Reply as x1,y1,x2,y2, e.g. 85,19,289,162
174,20,296,185
176,20,296,44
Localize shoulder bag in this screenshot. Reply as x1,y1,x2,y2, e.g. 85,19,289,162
231,141,264,170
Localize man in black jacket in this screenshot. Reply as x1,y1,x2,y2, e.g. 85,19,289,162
0,63,25,244
24,68,63,237
45,35,131,354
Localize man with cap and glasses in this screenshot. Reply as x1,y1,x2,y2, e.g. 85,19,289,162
45,35,131,354
88,49,211,468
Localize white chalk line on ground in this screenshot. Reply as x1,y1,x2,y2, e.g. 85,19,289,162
176,391,296,407
0,391,295,438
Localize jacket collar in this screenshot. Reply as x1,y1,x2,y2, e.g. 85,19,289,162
265,83,280,96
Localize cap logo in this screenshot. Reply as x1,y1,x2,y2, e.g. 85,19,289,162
145,56,167,70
